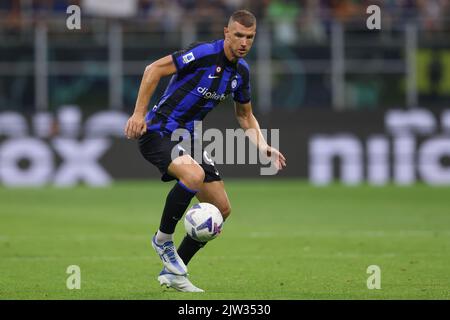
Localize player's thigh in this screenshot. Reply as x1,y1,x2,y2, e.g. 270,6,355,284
167,155,205,190
196,180,231,220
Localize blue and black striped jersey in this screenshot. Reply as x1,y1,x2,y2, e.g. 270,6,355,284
145,39,251,135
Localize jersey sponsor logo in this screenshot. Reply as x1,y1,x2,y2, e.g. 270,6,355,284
197,87,226,101
231,79,238,89
182,52,195,64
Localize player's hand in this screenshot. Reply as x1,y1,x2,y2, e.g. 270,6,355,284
124,113,147,139
265,146,286,170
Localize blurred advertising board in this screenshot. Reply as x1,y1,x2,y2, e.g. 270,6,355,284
1,106,449,186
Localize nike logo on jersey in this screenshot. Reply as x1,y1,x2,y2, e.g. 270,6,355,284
208,74,219,79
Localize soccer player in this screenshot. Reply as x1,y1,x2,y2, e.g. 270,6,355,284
124,10,286,292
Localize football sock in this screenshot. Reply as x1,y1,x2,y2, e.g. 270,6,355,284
158,180,198,235
177,233,207,265
155,230,172,245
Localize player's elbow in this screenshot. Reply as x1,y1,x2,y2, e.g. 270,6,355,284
235,106,253,121
236,113,251,129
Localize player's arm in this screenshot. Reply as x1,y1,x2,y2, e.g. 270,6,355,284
234,101,286,170
124,55,177,139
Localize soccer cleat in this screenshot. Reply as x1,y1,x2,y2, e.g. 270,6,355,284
151,235,188,276
158,268,204,292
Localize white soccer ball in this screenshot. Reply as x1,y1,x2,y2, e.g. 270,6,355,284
184,202,224,242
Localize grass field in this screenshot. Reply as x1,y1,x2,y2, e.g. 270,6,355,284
0,180,449,300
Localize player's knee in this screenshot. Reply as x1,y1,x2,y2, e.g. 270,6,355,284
180,169,205,191
221,204,231,220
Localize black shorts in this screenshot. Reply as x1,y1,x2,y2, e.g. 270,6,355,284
138,130,222,183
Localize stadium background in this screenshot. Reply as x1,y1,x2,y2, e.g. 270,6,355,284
0,0,449,299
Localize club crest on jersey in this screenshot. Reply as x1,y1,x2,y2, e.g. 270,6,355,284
216,66,221,73
182,52,195,64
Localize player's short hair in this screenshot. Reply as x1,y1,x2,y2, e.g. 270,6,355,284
229,10,256,28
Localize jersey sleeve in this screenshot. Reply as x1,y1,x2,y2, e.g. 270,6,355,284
232,62,251,104
171,42,212,74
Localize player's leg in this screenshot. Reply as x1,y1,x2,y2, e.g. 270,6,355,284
153,155,209,291
178,180,231,265
155,154,204,241
196,180,231,220
139,132,205,291
151,154,204,275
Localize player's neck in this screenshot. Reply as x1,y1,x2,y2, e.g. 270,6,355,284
223,42,238,63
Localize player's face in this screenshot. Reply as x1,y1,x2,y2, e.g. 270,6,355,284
224,21,256,59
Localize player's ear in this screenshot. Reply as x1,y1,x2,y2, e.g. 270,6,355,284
224,26,228,38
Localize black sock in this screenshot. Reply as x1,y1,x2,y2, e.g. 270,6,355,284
159,181,197,234
178,234,207,265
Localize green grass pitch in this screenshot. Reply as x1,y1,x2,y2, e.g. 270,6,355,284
0,180,449,299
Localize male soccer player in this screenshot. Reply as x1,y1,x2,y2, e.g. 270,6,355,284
124,10,286,292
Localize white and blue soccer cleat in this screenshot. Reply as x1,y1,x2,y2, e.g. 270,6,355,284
151,235,188,276
158,268,204,292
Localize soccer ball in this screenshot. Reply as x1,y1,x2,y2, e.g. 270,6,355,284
184,202,224,242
